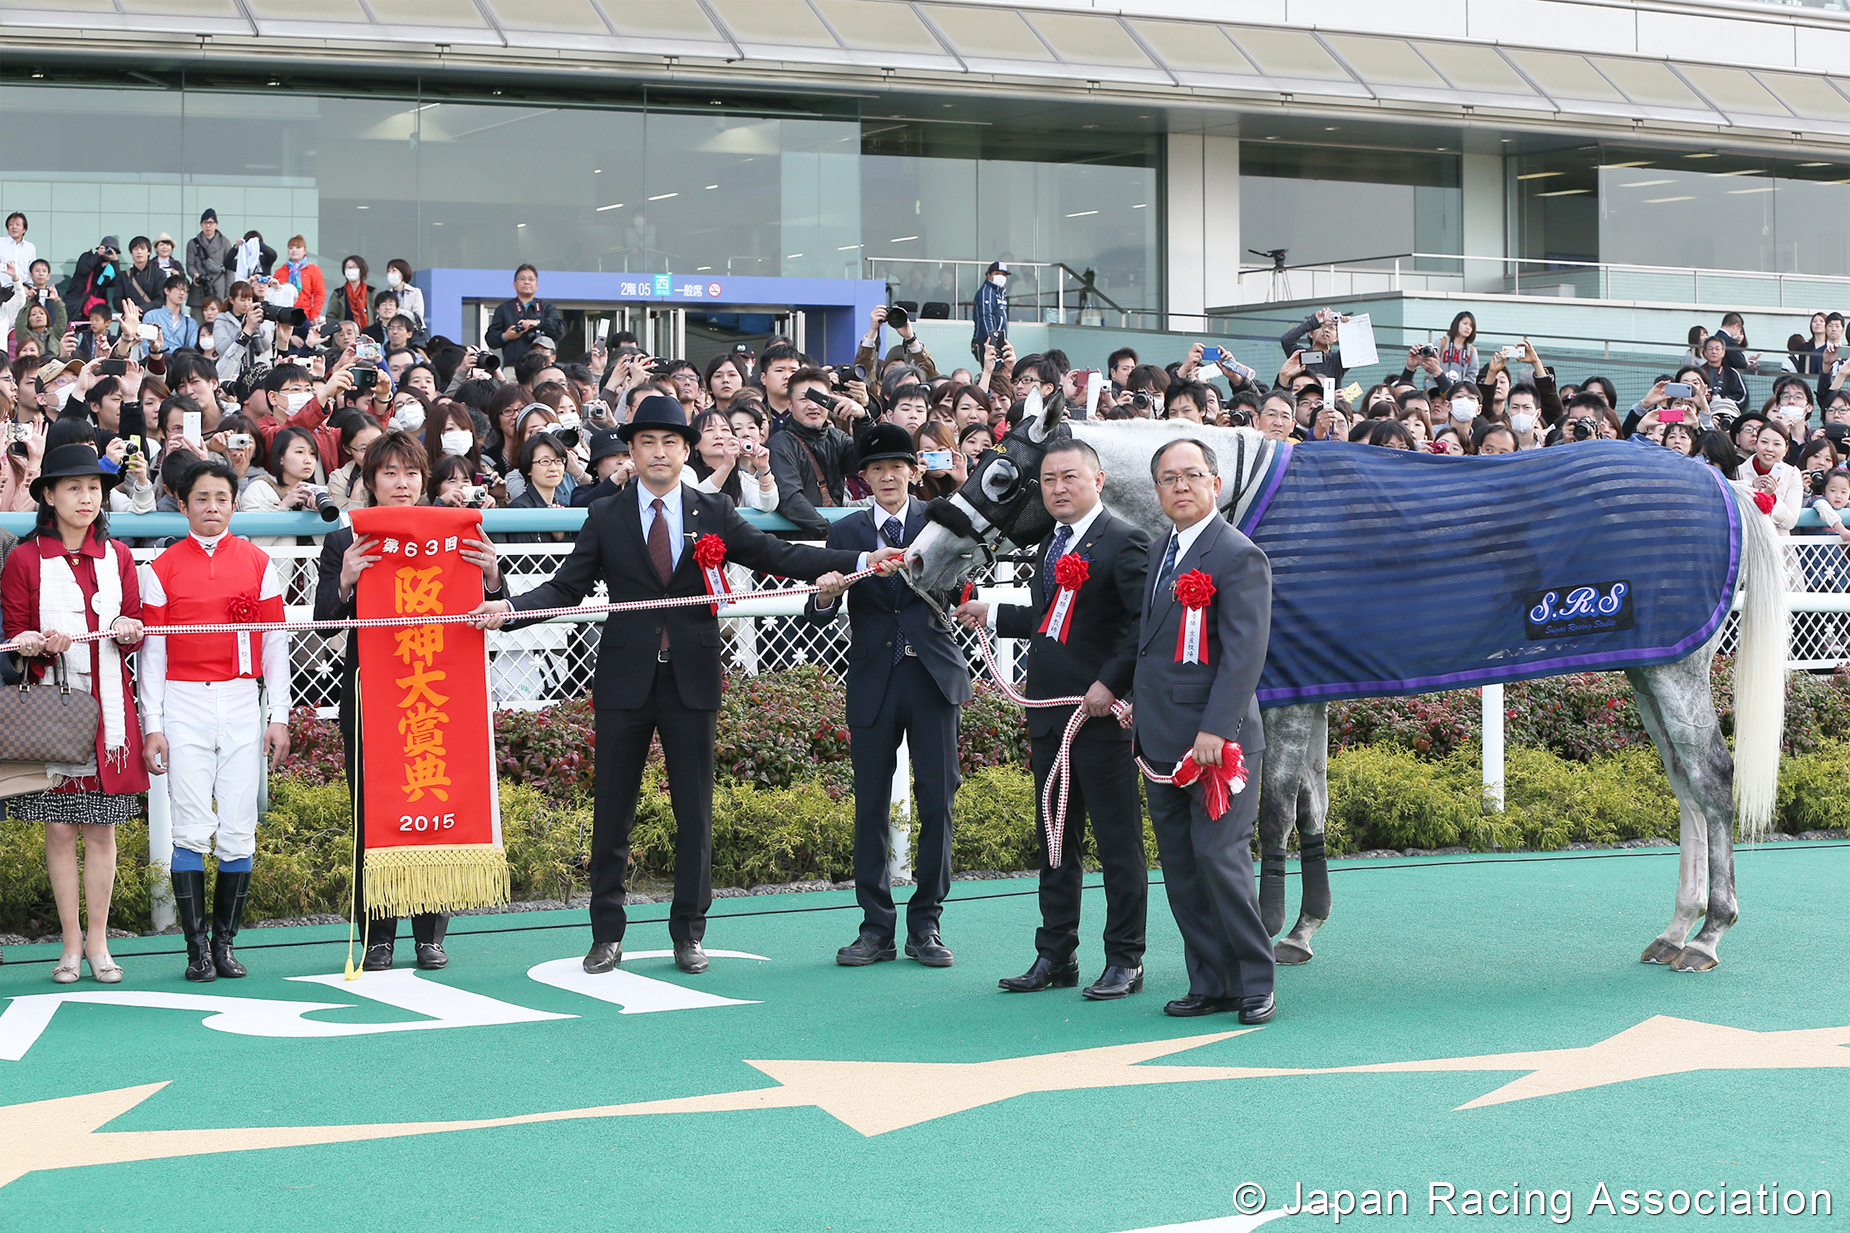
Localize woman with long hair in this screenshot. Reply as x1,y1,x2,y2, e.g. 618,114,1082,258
704,352,749,413
912,420,968,500
1439,311,1478,382
480,383,528,482
327,411,384,510
323,255,374,329
1,444,148,983
689,408,777,510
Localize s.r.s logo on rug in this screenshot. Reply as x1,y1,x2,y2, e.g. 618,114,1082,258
1524,580,1633,640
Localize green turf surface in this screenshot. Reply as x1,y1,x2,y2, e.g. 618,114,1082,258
1,845,1845,1231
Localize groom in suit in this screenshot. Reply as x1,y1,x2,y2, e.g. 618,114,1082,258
807,422,972,968
954,437,1151,1000
1134,437,1276,1025
472,395,904,976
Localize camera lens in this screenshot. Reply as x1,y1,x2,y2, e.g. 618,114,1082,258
312,489,339,522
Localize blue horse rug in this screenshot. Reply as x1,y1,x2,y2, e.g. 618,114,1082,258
1234,439,1741,707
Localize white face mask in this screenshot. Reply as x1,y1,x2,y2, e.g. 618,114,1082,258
283,390,313,414
1450,398,1475,423
990,274,1007,288
392,406,425,432
386,270,403,288
440,429,473,456
344,266,360,283
1510,412,1536,435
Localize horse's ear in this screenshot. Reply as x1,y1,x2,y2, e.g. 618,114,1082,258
1024,387,1067,443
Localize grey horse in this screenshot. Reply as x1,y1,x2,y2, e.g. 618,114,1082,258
909,394,1786,973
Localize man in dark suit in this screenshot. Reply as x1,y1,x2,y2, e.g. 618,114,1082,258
473,396,903,976
953,438,1151,1000
1134,437,1276,1025
806,422,972,968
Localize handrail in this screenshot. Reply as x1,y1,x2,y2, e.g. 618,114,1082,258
0,506,861,538
1053,262,1127,315
1234,249,1850,284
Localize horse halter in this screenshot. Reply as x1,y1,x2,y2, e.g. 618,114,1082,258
922,389,1064,553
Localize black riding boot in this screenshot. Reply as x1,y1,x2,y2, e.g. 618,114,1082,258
172,869,216,983
211,870,252,978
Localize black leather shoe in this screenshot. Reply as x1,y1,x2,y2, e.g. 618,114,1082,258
674,941,709,974
904,933,954,967
1237,992,1277,1025
583,941,622,974
998,955,1079,992
415,942,449,970
361,942,394,972
1082,964,1144,1000
1163,992,1234,1018
836,934,896,966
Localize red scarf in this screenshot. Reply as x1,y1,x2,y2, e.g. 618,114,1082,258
347,282,368,327
1752,458,1773,477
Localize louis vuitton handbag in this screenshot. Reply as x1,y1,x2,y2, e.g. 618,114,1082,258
0,656,99,769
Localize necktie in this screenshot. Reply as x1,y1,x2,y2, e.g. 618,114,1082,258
1156,532,1180,600
883,514,909,663
649,497,674,651
1043,524,1073,606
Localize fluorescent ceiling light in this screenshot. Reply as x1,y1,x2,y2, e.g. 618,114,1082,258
1516,171,1564,180
1643,195,1696,203
1535,188,1590,197
1599,160,1652,168
595,203,625,211
890,236,919,242
648,192,678,201
1799,162,1831,168
1717,168,1765,176
1726,186,1774,194
1683,153,1718,158
1621,179,1674,187
1065,210,1099,218
837,244,861,251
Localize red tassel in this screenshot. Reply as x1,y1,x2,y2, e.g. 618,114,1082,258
1752,490,1776,515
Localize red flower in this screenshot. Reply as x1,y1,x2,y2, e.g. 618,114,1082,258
225,592,262,623
693,533,728,569
1174,568,1216,610
1052,553,1090,590
1752,491,1776,515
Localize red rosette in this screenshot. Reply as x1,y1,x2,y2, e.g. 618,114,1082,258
1174,568,1216,610
1052,552,1090,591
225,593,262,623
1751,491,1776,515
693,533,728,569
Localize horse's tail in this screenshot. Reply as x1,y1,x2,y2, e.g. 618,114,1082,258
1729,481,1788,841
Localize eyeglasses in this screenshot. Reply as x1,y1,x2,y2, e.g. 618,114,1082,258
1155,470,1214,489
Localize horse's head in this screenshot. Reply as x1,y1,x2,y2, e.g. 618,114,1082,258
909,386,1067,591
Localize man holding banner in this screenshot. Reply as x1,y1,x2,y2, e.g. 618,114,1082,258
472,395,904,977
314,429,508,973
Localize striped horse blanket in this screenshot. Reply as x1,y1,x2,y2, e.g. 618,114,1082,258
1234,439,1741,707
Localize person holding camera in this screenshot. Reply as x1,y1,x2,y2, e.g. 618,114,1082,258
488,264,562,369
858,304,939,380
138,457,291,982
767,366,860,538
213,281,273,383
1279,306,1347,385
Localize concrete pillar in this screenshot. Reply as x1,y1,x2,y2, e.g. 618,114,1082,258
1462,152,1506,295
1166,133,1241,329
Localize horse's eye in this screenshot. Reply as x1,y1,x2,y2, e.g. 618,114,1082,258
979,456,1018,502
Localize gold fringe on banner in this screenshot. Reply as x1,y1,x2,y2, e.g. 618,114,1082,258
363,845,511,917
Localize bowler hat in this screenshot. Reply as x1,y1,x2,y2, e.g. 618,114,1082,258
31,444,119,502
617,394,698,444
857,422,918,468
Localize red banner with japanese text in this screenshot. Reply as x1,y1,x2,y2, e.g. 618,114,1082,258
351,506,508,917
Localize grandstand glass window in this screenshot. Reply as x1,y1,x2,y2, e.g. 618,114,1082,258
1238,141,1462,273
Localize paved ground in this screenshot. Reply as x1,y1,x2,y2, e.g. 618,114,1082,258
0,844,1845,1232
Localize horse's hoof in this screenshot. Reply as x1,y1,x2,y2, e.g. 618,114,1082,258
1669,947,1718,973
1639,939,1677,965
1274,939,1314,965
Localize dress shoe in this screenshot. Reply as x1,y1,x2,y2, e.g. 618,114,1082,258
1163,992,1235,1018
998,955,1079,992
1082,964,1144,1000
362,942,395,972
836,934,896,966
674,941,709,974
904,933,954,967
1237,992,1276,1025
582,941,622,974
415,941,449,970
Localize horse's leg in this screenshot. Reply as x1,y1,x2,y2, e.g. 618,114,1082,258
1275,704,1331,966
1256,705,1307,939
1629,657,1738,970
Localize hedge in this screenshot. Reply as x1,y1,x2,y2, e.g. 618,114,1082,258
5,741,1843,938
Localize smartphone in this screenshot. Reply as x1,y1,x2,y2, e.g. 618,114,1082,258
355,339,383,364
138,323,161,342
1201,345,1223,365
182,411,203,447
100,359,127,376
595,318,610,343
1300,351,1324,366
1664,382,1694,399
1499,345,1524,360
919,449,954,470
1659,408,1686,424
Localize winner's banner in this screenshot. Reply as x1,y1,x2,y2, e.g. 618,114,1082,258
352,506,508,917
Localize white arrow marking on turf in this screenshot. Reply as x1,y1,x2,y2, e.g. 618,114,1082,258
1111,1211,1288,1232
526,950,767,1013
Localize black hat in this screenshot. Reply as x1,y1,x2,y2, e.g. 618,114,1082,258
99,235,120,254
588,427,628,463
31,444,119,502
617,394,698,444
199,208,217,224
857,421,918,468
